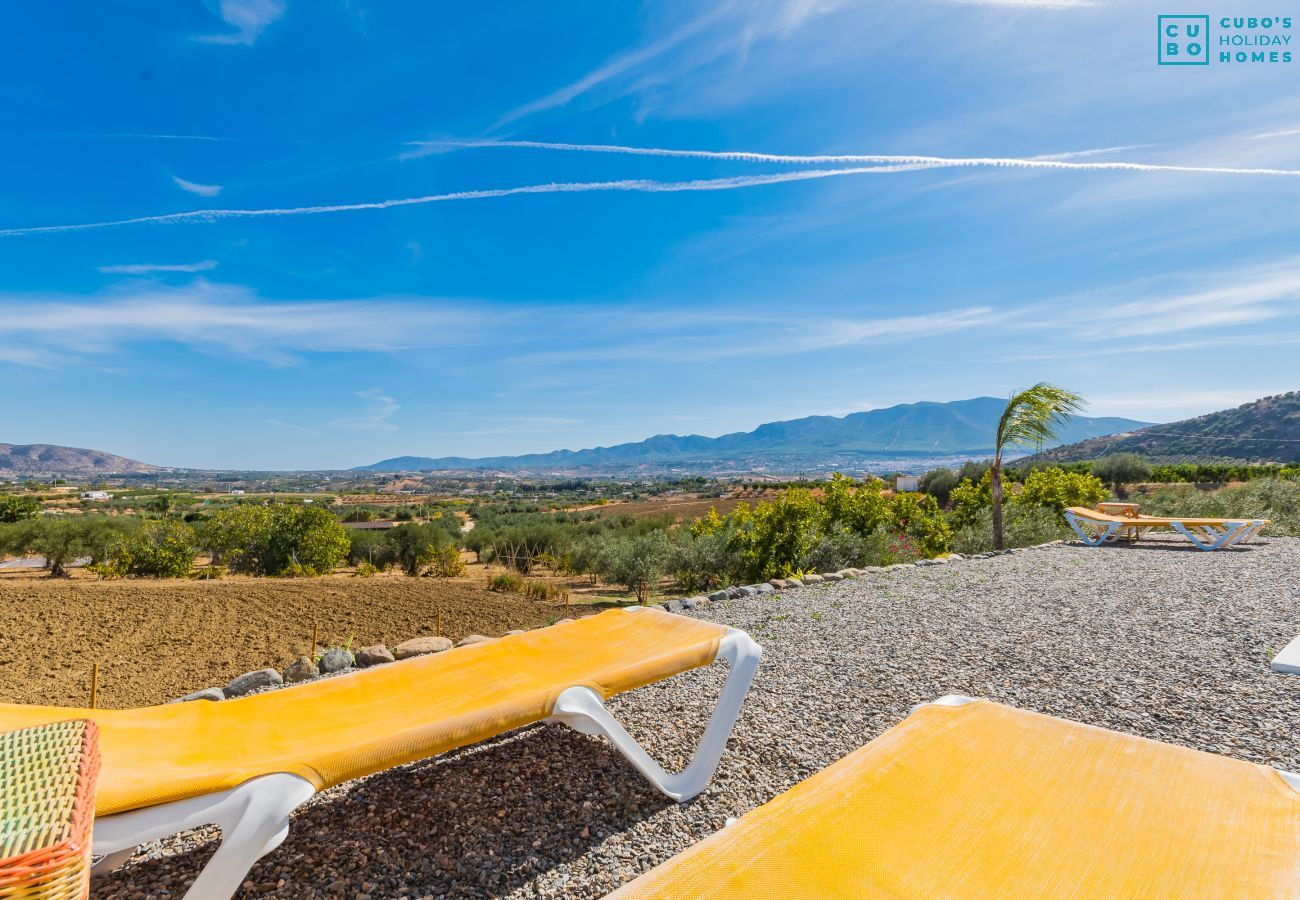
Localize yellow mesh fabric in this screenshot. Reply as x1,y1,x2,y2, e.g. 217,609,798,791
0,609,725,816
612,700,1300,898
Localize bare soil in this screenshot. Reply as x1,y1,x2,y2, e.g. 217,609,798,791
0,576,580,709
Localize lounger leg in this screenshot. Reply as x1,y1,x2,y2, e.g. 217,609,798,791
1064,512,1120,547
92,773,316,900
1170,521,1250,551
548,628,762,802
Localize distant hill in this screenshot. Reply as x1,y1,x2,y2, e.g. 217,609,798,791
358,397,1153,474
1023,391,1300,465
0,443,161,479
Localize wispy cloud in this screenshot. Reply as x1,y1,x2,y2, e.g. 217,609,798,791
0,167,926,236
489,5,733,131
172,176,223,197
98,260,219,275
266,418,321,436
15,136,1300,238
0,282,486,366
424,139,1300,178
944,0,1094,7
6,131,227,142
197,0,285,46
330,388,399,432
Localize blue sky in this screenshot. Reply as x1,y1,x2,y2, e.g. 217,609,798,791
2,0,1298,469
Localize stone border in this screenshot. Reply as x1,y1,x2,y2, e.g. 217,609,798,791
172,539,1072,703
655,540,1069,613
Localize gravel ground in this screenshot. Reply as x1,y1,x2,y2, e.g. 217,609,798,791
93,535,1300,898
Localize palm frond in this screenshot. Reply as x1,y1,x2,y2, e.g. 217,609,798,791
995,382,1085,456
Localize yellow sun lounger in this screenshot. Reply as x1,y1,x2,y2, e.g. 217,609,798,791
1064,506,1269,551
612,697,1300,899
0,608,761,900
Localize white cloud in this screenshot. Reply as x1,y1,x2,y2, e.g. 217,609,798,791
172,176,223,197
98,260,219,275
0,166,928,236
329,388,399,432
197,0,285,45
425,139,1300,179
17,135,1300,238
944,0,1094,7
266,418,321,436
0,282,486,366
489,5,733,131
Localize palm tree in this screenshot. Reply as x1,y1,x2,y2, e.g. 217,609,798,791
991,383,1084,550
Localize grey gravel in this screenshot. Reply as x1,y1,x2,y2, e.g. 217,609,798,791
93,536,1300,899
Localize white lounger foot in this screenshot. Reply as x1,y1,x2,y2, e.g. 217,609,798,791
548,628,762,802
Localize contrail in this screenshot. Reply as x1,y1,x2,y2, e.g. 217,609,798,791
415,139,1300,178
0,165,933,237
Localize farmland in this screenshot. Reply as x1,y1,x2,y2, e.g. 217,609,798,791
0,573,577,708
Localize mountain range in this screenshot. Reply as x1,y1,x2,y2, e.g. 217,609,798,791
0,443,161,479
358,397,1153,474
1023,391,1300,465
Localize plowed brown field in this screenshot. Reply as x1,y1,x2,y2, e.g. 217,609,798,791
0,575,578,708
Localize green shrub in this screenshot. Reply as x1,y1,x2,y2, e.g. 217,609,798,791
951,505,1067,555
918,468,960,506
489,572,524,593
800,527,873,573
668,529,739,591
0,496,40,523
423,545,467,577
1017,468,1107,514
200,505,349,576
108,519,197,578
1090,453,1152,489
353,561,379,577
1139,478,1300,536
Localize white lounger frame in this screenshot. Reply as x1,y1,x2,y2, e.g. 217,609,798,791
1064,510,1265,551
90,615,762,899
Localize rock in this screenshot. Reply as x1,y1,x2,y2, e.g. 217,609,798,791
224,668,283,698
755,583,775,594
707,590,729,603
665,599,686,614
681,597,701,610
504,629,526,636
170,687,223,703
768,578,786,589
915,558,945,567
318,647,354,673
282,656,319,684
784,578,805,588
393,636,453,659
822,573,844,582
802,574,824,584
725,586,745,599
354,644,394,667
886,563,914,571
456,634,492,648
836,570,858,579
947,554,965,561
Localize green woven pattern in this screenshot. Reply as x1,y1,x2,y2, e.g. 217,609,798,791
0,721,87,860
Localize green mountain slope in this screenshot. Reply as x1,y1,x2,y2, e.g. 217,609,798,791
1024,391,1300,464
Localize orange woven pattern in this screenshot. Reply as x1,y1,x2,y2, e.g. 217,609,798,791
0,720,99,900
0,609,726,816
